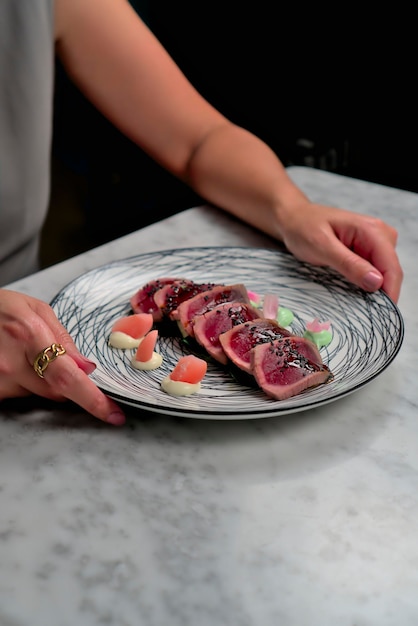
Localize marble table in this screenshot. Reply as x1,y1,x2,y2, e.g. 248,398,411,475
1,166,417,626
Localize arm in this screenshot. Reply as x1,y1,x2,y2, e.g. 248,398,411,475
54,0,402,301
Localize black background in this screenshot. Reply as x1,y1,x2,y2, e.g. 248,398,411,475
52,3,416,246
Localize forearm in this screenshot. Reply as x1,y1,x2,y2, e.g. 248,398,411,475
184,123,310,241
55,0,308,230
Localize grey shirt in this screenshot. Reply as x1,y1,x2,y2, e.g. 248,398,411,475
0,0,54,286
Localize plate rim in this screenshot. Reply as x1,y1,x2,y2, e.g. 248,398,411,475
50,245,405,419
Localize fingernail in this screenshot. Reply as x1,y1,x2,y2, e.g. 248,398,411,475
362,271,383,291
75,355,97,375
80,362,96,376
81,355,96,367
107,411,126,426
84,363,97,375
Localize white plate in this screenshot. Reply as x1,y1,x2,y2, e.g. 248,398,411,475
51,247,404,419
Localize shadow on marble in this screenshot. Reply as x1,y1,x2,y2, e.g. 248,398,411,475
0,368,399,486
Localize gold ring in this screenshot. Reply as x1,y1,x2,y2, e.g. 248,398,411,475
33,343,66,379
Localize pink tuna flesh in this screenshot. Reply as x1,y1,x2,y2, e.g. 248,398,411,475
177,284,250,337
219,318,293,373
130,277,183,321
153,280,218,320
193,301,261,364
251,336,332,400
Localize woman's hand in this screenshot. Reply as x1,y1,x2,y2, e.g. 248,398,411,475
0,289,126,425
276,200,403,303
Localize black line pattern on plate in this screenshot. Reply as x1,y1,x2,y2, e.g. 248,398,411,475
51,247,404,418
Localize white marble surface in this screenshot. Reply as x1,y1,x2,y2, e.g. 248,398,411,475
1,166,417,626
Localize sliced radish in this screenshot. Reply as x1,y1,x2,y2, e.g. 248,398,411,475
111,313,153,339
247,290,261,304
262,293,279,320
169,355,207,384
306,317,331,332
134,329,159,363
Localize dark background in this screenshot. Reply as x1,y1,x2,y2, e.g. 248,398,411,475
50,2,416,254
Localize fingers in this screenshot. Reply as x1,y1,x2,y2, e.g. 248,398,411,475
363,245,403,304
47,362,126,426
0,292,126,425
29,345,126,425
320,236,402,303
379,265,403,304
31,311,126,425
332,215,403,302
282,207,403,303
30,299,98,374
325,240,384,291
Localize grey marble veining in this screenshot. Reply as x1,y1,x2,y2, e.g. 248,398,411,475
1,167,417,626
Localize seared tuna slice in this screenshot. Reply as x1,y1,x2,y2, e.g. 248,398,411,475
219,318,292,373
130,277,183,321
251,336,332,400
193,301,261,364
153,279,218,320
177,284,250,337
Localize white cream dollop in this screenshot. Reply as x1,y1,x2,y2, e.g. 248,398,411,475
131,352,163,371
161,376,201,396
109,331,143,349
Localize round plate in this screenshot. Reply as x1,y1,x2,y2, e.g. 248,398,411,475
51,246,404,419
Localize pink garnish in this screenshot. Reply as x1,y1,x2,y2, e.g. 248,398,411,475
306,317,331,333
134,329,158,362
170,354,207,384
262,293,279,320
111,313,153,339
247,290,261,303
